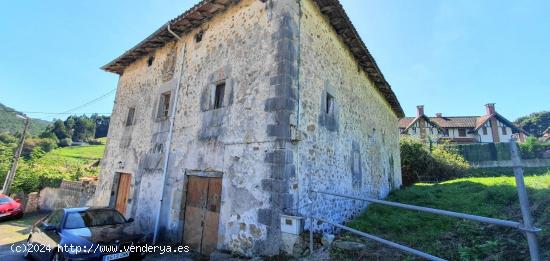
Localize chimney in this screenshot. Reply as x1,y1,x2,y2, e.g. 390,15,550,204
485,103,495,115
417,105,424,117
435,113,442,118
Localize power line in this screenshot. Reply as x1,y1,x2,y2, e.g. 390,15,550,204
22,111,111,115
0,88,116,116
0,107,110,116
62,88,116,113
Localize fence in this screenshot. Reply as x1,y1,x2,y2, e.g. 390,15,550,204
308,140,541,261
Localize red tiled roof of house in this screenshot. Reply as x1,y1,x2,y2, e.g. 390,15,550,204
430,116,478,128
398,117,415,128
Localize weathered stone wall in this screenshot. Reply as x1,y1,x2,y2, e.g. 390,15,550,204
295,0,402,231
95,0,294,256
39,180,96,211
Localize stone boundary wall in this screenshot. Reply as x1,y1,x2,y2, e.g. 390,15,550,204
471,158,550,168
38,180,97,211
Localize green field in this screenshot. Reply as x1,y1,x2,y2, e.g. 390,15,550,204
333,168,550,260
42,145,105,161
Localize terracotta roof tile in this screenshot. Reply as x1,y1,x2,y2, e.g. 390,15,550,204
430,116,478,128
398,117,415,128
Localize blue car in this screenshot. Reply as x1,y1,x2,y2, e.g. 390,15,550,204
24,207,147,261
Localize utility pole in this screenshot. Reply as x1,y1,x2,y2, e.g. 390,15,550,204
1,115,29,196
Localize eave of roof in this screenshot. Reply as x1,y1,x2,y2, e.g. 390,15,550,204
311,0,403,117
101,0,404,117
400,115,443,133
101,0,231,74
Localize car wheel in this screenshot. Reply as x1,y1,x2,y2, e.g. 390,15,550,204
23,236,32,260
50,250,64,261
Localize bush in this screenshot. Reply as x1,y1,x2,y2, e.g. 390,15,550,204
87,139,104,145
400,136,470,185
0,132,17,144
58,138,73,147
520,136,550,159
38,138,58,152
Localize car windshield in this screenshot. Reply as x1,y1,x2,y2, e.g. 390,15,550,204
64,209,127,229
0,197,12,204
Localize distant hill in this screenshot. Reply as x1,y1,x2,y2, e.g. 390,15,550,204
0,102,51,136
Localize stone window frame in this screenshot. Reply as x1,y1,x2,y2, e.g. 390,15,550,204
201,67,234,112
351,141,362,189
156,91,172,121
318,82,339,132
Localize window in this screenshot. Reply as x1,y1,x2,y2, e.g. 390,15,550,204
195,31,204,43
213,82,225,109
502,127,507,135
125,107,135,126
157,92,171,120
147,56,154,67
64,209,126,229
482,126,487,135
458,129,467,137
43,210,63,227
326,93,334,114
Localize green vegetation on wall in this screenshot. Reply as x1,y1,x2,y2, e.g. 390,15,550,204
454,138,550,162
455,142,511,162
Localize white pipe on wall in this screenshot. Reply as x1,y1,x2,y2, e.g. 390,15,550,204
152,23,185,244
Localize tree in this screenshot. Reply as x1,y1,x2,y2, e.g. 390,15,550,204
72,116,96,141
514,111,550,137
51,119,68,140
92,114,110,138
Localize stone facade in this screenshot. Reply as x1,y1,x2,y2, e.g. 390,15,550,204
296,0,401,231
95,0,402,256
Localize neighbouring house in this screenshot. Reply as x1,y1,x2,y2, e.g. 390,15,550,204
399,104,527,144
95,0,403,256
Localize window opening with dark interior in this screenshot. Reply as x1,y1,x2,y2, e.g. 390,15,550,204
213,82,225,109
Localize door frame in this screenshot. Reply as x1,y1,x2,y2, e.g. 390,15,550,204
181,169,224,253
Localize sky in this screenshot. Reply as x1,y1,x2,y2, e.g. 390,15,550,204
0,0,548,122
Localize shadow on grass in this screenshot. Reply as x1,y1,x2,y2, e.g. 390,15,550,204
335,177,550,261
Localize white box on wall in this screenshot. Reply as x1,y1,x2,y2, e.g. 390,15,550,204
280,215,304,235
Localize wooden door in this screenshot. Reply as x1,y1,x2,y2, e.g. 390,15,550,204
183,176,222,254
115,173,131,215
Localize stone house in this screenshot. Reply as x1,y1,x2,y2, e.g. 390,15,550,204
399,104,527,143
95,0,403,256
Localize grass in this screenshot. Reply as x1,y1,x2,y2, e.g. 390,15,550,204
46,145,105,161
332,168,550,260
